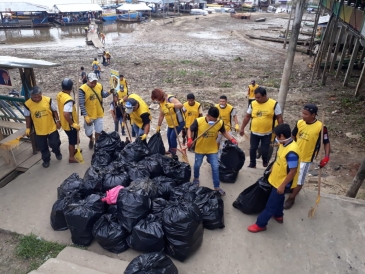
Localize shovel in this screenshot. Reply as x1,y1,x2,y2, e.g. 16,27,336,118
74,75,84,164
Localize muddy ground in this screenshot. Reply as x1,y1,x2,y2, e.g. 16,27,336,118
1,12,364,200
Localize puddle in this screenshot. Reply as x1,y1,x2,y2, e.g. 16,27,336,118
187,31,225,40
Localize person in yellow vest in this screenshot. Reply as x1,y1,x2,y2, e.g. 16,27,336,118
284,104,331,210
248,123,300,233
187,107,238,196
56,79,81,164
103,51,111,65
79,73,112,149
92,58,101,79
247,79,259,107
24,86,62,168
239,87,283,168
151,88,185,157
119,75,128,96
124,95,151,141
182,93,203,146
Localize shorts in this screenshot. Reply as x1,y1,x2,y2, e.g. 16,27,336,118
64,129,78,145
84,117,103,137
297,162,312,186
216,131,232,144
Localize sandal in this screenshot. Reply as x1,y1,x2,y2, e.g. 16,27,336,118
192,179,200,187
215,188,226,196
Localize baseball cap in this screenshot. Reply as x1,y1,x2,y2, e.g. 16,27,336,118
87,73,98,82
303,103,318,115
125,98,138,114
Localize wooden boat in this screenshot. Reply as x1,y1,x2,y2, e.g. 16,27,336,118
255,18,266,22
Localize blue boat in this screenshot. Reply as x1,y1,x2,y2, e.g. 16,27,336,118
117,12,142,20
102,13,118,21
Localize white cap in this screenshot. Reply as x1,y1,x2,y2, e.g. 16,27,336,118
87,73,98,82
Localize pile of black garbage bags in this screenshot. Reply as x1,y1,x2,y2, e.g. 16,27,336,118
50,131,225,268
219,140,245,183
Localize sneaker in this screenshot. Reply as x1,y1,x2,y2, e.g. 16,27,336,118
247,164,256,168
56,154,62,160
263,161,268,168
273,216,283,224
42,161,50,168
247,223,267,233
89,139,94,150
284,197,295,210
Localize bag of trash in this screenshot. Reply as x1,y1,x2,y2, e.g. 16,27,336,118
80,166,104,196
92,214,129,253
139,154,164,178
160,156,191,184
94,131,122,155
152,176,176,200
220,141,245,171
170,182,199,202
152,198,169,220
117,189,152,233
162,201,204,262
127,163,151,181
124,252,178,274
50,192,75,231
64,194,105,246
91,150,112,168
102,185,124,205
126,214,165,253
232,177,272,215
120,138,150,162
148,132,166,155
57,173,83,200
102,170,130,192
128,177,159,200
219,162,239,184
194,187,224,230
107,204,118,214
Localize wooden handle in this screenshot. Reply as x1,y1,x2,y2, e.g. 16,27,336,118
190,119,222,146
317,111,325,196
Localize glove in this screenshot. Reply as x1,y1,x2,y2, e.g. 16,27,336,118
25,128,31,136
187,138,193,148
84,116,92,125
122,122,125,128
235,124,239,131
71,123,80,131
156,126,161,132
231,138,238,145
165,103,175,109
319,156,329,168
140,134,147,141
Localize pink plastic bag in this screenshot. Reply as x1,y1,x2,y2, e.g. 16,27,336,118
102,185,124,204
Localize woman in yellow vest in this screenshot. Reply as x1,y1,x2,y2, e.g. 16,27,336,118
248,123,300,233
151,88,185,157
24,86,62,168
56,79,81,164
247,79,259,107
182,93,203,146
187,107,238,196
119,75,128,96
284,104,331,210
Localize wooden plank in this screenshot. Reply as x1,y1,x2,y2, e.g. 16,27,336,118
0,165,15,183
0,141,31,168
0,128,26,145
0,120,25,130
17,153,40,171
343,38,360,86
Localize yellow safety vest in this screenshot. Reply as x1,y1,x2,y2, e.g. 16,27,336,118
296,119,322,162
248,84,259,99
24,96,56,136
215,103,233,131
117,89,128,100
128,94,151,128
195,117,224,154
119,78,128,94
80,83,104,119
160,94,183,128
250,98,277,134
269,140,301,189
56,91,77,131
183,101,201,128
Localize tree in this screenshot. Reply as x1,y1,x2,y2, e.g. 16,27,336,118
346,158,365,198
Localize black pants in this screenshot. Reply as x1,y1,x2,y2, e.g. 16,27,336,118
249,133,272,166
248,99,255,107
35,130,61,163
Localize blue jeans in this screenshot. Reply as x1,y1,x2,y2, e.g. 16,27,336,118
114,117,123,132
167,121,185,151
194,153,220,188
250,133,272,166
256,187,285,228
132,123,144,137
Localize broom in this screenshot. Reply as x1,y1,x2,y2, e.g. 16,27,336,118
74,76,84,164
308,111,325,218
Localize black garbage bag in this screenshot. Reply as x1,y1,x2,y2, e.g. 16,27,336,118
124,252,178,274
219,161,239,184
50,192,75,231
232,176,272,215
94,131,122,155
102,170,130,192
107,204,118,214
160,156,191,184
152,176,176,200
257,143,274,162
220,141,245,171
194,187,224,230
148,132,166,155
92,214,129,253
139,154,164,178
170,182,199,202
162,201,204,262
120,138,150,162
128,177,159,200
127,164,151,181
91,150,112,168
152,198,169,220
126,214,165,253
80,166,104,196
117,189,152,233
57,173,83,200
64,194,105,246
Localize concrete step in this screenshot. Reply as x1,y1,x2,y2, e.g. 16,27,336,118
56,246,130,274
28,271,45,274
37,258,107,274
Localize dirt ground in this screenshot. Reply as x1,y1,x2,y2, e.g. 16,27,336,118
0,231,28,274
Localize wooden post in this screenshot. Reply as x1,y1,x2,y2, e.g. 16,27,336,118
329,25,345,72
316,17,334,78
354,62,365,96
283,4,294,49
309,6,321,56
335,33,350,78
343,37,360,86
346,158,365,198
321,19,338,85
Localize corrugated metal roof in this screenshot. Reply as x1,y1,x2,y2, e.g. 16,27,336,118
53,4,103,13
0,56,60,69
0,2,48,12
118,3,152,11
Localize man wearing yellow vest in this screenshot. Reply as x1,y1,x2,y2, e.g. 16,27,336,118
56,79,81,164
247,79,259,107
24,86,62,168
187,107,238,196
119,75,128,96
182,93,203,146
239,87,283,168
284,104,330,210
124,95,151,141
248,123,300,233
79,73,112,149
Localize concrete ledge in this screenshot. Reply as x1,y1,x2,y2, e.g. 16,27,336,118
57,247,130,274
28,271,45,274
37,258,107,274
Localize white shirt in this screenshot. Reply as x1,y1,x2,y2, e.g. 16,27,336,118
64,101,73,112
247,101,282,136
23,99,57,117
